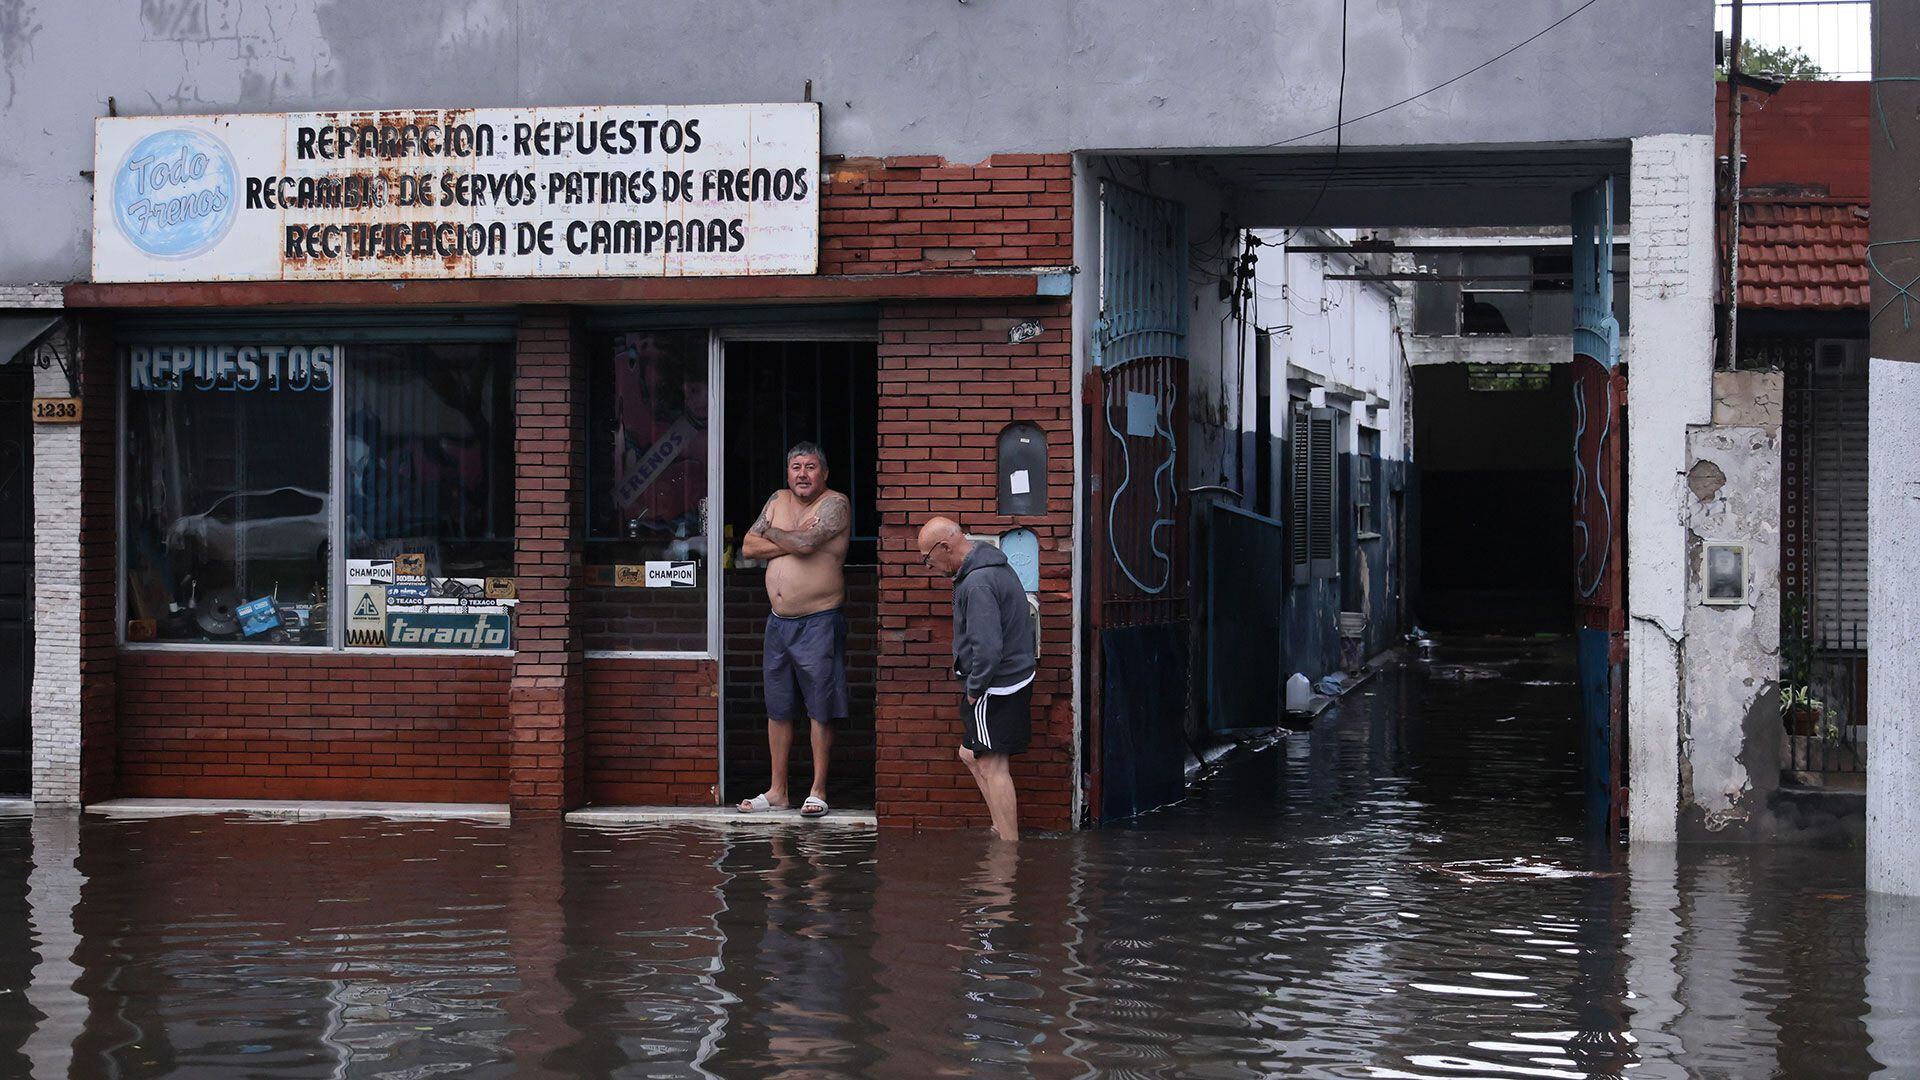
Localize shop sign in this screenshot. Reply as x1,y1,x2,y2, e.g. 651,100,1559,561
385,611,511,649
93,103,820,283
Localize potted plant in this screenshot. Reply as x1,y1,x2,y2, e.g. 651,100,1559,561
1779,594,1822,736
1780,683,1826,737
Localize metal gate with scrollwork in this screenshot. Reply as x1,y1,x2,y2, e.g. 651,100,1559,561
1085,181,1190,822
1571,177,1626,842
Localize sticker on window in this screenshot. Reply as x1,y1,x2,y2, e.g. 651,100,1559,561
646,561,698,588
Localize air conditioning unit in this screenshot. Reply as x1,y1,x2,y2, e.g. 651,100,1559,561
1814,338,1865,376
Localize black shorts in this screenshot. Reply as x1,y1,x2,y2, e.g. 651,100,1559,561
764,609,849,723
960,679,1033,756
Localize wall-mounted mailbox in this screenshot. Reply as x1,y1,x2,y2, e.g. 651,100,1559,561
998,421,1048,515
999,527,1040,593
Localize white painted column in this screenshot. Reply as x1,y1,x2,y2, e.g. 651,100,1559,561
1867,358,1920,896
1626,134,1716,844
28,323,81,806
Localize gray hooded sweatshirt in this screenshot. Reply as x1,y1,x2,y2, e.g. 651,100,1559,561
951,543,1036,698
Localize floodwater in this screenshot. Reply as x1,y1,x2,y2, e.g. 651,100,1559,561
3,640,1916,1079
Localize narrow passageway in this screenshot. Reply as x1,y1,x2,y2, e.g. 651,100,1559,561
0,640,1902,1078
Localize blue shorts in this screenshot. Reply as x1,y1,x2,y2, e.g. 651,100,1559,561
763,609,849,723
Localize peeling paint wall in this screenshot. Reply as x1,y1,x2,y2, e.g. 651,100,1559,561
0,0,1713,285
1679,371,1782,837
1627,133,1717,844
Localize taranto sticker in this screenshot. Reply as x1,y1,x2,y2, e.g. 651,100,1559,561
385,611,511,649
645,561,698,588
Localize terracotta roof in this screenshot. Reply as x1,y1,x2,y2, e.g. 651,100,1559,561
1738,200,1868,310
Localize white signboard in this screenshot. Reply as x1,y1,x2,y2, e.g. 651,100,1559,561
92,103,820,283
645,561,698,588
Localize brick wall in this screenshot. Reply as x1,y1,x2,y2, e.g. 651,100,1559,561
77,316,118,804
509,311,587,814
115,651,510,800
584,658,716,805
872,299,1076,832
820,155,1072,275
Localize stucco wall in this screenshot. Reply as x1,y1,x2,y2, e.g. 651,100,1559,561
1679,372,1782,837
1,0,1713,285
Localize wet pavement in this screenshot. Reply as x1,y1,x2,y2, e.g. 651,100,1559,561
2,638,1916,1078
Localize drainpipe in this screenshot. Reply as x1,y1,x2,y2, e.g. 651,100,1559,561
1725,0,1744,371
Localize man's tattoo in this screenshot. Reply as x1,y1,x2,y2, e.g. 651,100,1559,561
763,494,849,553
749,496,776,537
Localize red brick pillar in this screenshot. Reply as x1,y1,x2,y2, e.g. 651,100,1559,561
77,316,118,804
872,299,1076,832
509,310,586,815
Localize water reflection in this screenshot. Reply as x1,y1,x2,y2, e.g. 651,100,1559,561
1,641,1913,1078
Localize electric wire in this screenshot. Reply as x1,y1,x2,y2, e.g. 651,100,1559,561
1263,0,1606,151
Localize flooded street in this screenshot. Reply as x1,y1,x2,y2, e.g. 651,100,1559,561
3,640,1915,1078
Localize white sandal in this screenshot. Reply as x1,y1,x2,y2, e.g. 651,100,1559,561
799,795,830,817
738,793,786,813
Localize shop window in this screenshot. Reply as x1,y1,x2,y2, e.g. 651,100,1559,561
586,330,714,654
343,343,515,650
123,344,335,645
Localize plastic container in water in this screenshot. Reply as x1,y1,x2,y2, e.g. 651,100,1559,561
1285,672,1313,713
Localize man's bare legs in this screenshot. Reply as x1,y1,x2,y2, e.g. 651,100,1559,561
753,718,796,809
809,720,833,805
741,718,833,811
958,745,1019,841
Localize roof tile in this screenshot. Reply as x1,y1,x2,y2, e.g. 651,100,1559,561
1738,200,1868,310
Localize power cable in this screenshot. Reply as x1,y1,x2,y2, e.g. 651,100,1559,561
1280,0,1349,244
1264,0,1605,152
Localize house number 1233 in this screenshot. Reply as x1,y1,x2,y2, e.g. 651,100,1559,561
31,397,82,423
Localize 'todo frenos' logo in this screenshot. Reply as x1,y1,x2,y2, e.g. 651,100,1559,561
112,128,239,259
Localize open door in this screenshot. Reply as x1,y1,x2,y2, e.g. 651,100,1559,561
719,337,880,810
1571,178,1627,842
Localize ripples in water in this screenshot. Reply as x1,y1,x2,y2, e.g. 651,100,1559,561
0,642,1912,1078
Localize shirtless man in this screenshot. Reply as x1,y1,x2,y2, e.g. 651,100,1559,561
737,443,852,817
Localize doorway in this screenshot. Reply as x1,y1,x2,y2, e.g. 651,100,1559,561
0,362,29,794
719,338,879,809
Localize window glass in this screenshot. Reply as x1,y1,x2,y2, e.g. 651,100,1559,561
124,343,334,646
344,343,515,650
585,330,712,652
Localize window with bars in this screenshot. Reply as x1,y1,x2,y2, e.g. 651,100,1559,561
1289,402,1339,581
1356,427,1380,538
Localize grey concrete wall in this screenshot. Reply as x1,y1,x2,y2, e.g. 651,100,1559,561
1,0,1712,285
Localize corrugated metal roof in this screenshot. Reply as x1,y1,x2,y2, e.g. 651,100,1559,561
1739,200,1868,311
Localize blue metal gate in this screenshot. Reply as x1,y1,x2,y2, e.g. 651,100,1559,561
1571,177,1626,842
1087,181,1190,822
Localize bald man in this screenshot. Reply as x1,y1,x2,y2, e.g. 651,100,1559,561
917,517,1036,841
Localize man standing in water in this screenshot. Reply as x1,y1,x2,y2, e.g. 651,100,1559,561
738,443,852,817
916,517,1036,841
